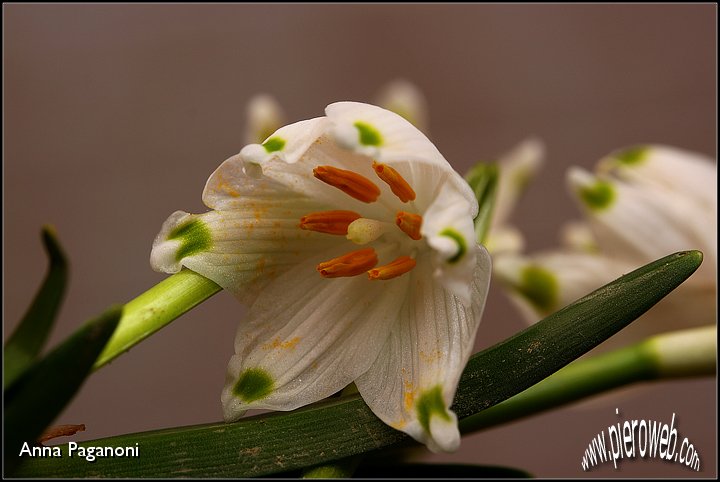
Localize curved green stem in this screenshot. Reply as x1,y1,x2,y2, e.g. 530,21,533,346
459,325,716,434
94,270,221,369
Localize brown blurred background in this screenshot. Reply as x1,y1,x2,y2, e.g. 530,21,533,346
4,4,716,477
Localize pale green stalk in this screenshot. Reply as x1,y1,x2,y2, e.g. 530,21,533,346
459,325,716,434
93,270,221,369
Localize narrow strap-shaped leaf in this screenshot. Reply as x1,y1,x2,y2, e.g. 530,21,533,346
4,226,69,389
451,250,704,417
458,325,716,434
5,306,121,475
13,251,702,478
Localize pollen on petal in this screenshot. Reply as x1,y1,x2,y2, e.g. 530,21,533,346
317,247,379,278
373,161,416,202
300,210,362,235
368,256,417,280
313,165,381,203
396,211,423,240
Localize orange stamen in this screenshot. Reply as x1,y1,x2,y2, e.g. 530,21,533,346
313,166,381,203
317,248,378,278
300,210,362,235
368,256,417,280
396,211,423,240
372,161,416,202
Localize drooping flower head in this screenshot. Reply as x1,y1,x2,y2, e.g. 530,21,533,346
495,145,716,344
151,102,492,452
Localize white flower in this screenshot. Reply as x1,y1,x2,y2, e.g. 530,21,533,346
495,145,717,345
150,102,492,452
484,138,544,255
373,79,429,133
244,94,285,145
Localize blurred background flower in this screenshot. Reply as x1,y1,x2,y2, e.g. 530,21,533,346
495,145,717,348
4,4,715,477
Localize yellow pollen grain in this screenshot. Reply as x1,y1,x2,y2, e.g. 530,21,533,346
404,392,415,411
390,420,408,430
419,349,443,364
262,337,301,351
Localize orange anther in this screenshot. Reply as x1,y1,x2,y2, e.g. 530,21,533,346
395,211,423,240
300,210,362,235
313,165,381,203
372,161,416,202
317,248,378,278
368,256,417,280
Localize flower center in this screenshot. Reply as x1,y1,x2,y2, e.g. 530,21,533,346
302,161,424,280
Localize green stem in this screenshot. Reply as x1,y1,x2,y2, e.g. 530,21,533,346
459,325,716,434
93,270,221,369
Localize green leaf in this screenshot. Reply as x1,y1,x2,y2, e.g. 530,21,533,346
13,251,702,478
4,226,69,389
5,306,121,475
464,162,499,244
459,324,716,434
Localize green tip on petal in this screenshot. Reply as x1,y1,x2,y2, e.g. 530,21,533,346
517,265,558,315
168,219,212,262
262,136,286,153
354,121,383,146
416,386,451,434
578,180,615,211
439,228,467,264
613,145,649,166
233,368,274,403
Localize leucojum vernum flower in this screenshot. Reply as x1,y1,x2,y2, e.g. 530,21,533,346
151,102,492,452
494,145,717,347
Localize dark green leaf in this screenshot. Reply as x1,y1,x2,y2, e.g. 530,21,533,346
4,226,69,389
14,251,702,478
5,306,121,475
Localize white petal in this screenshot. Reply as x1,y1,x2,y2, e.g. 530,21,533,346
221,250,409,419
355,246,491,452
153,162,337,302
495,251,716,350
422,188,479,306
598,144,717,210
493,251,631,322
484,225,525,255
374,79,429,133
325,102,477,215
567,167,716,274
559,220,598,253
244,94,286,145
492,138,545,228
238,117,327,169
